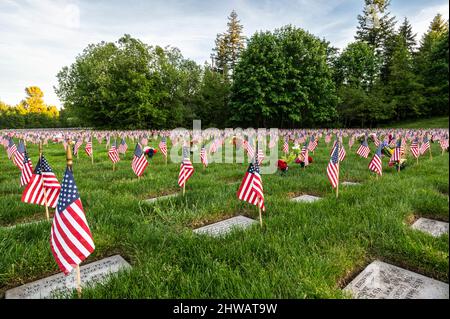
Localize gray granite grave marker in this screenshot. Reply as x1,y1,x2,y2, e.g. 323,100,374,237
291,194,321,203
342,181,361,186
193,215,257,237
344,260,448,299
411,218,449,237
145,193,178,203
5,255,131,299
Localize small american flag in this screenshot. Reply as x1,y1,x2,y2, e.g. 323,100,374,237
85,139,92,157
307,135,318,152
50,166,95,275
237,158,265,211
131,143,148,177
108,141,120,163
410,137,420,158
368,144,383,176
13,140,25,169
283,138,289,154
257,146,265,165
7,138,17,159
200,145,208,167
244,138,255,159
420,136,430,155
178,147,194,187
356,138,370,158
327,143,340,189
159,137,167,157
73,139,83,155
301,143,309,166
338,143,346,162
391,139,402,162
20,150,33,187
118,138,128,154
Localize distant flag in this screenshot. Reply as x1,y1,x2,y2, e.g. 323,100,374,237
356,137,370,158
368,144,383,176
13,140,25,169
20,150,33,187
307,135,318,152
391,139,402,162
108,141,120,163
73,139,83,156
50,165,95,275
339,142,346,162
85,139,93,157
283,138,289,154
257,146,265,165
118,138,128,154
348,137,355,149
21,156,61,208
244,138,255,159
209,139,218,154
200,145,208,167
159,137,167,158
301,142,309,167
237,158,265,211
131,143,149,177
410,137,420,159
420,136,430,155
178,147,194,188
325,134,332,144
327,143,340,189
7,138,17,159
140,136,148,147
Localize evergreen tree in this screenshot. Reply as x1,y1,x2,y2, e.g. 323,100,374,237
398,17,417,53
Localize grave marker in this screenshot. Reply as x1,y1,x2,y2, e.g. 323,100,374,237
291,194,322,203
144,193,178,203
193,215,257,237
411,218,449,237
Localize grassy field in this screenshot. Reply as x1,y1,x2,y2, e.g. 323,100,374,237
380,116,449,129
0,136,448,298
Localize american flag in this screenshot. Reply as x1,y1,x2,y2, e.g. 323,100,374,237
327,143,340,189
368,144,383,176
307,135,318,152
283,138,289,154
13,140,25,169
140,136,148,146
209,139,218,154
325,134,332,144
338,143,346,162
410,137,420,158
440,138,449,151
73,139,83,155
237,158,265,211
131,143,148,177
243,138,255,159
63,139,68,151
178,147,194,187
348,137,354,149
159,137,167,157
7,138,17,159
420,136,430,155
301,142,309,166
391,139,402,162
20,151,33,187
108,142,120,163
21,155,61,208
257,146,265,165
200,145,208,167
85,139,92,157
118,138,128,154
356,138,370,158
50,166,95,275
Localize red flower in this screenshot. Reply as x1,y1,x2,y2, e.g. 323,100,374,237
277,160,288,171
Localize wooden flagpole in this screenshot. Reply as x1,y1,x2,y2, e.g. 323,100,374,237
258,199,262,228
429,145,433,160
183,183,186,196
66,139,82,298
91,133,94,165
39,141,50,221
336,163,340,198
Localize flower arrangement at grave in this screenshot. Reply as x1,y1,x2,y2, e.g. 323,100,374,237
291,144,313,167
143,146,158,159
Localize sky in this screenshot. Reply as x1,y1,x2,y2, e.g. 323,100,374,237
0,0,448,108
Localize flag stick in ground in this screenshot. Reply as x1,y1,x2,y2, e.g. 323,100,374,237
91,133,94,165
429,145,432,160
258,199,262,228
39,141,50,221
336,165,339,198
183,183,186,196
76,264,81,298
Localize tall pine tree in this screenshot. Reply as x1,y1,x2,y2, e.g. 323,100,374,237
398,17,417,53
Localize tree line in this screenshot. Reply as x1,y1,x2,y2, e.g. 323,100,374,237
2,0,448,129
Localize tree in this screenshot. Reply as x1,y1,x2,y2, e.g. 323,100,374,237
230,25,338,128
211,10,246,76
398,17,417,53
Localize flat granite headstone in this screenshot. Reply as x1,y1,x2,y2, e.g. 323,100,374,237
411,218,449,237
145,193,178,203
342,181,361,186
344,260,449,299
291,194,322,203
193,215,257,237
5,255,131,299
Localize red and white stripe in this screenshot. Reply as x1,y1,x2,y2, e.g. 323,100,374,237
178,159,194,187
132,154,148,177
368,153,382,176
237,170,265,211
108,146,120,163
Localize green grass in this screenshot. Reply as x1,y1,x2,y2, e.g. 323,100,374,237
380,116,449,129
0,137,448,298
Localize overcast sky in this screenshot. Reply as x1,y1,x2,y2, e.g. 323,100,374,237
0,0,448,108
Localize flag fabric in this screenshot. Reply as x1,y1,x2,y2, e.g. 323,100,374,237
50,167,95,275
178,147,194,187
237,158,265,211
243,139,255,159
301,143,309,166
307,135,318,152
368,144,383,176
327,143,340,188
13,140,25,169
391,139,402,162
257,147,265,165
108,142,120,163
7,138,17,159
440,138,449,151
356,138,370,158
85,140,92,157
73,139,83,155
21,156,60,208
131,143,148,177
200,145,208,167
420,136,430,155
338,143,346,162
159,137,167,157
20,151,33,187
410,138,420,158
372,134,380,147
118,138,128,154
283,138,289,154
209,139,218,154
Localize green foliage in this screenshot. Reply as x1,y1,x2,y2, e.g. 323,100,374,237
230,25,338,128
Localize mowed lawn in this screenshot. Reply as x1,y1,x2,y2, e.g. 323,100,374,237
0,136,448,298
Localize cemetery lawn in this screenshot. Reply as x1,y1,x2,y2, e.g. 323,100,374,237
381,116,449,129
0,138,448,298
